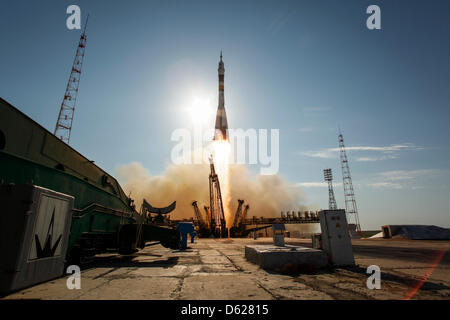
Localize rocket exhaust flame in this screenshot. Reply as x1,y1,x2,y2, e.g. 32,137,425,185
212,138,231,228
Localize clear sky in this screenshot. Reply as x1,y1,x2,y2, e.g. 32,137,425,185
1,0,449,230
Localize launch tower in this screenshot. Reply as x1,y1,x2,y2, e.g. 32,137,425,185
208,156,227,237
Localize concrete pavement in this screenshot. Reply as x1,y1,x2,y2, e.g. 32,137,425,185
2,238,449,300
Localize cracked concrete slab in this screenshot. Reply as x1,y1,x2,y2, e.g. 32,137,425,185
2,238,449,300
179,275,273,300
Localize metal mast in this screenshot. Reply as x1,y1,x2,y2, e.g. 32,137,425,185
338,130,361,232
232,199,245,228
192,201,205,225
54,15,89,144
208,156,227,237
323,169,337,210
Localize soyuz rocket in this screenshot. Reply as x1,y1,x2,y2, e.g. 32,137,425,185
214,51,229,141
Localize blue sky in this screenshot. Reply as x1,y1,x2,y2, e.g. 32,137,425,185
1,0,449,229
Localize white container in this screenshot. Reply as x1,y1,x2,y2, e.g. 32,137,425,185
0,184,74,294
319,209,355,266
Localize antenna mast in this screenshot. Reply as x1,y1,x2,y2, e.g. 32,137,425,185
54,15,89,144
338,130,361,232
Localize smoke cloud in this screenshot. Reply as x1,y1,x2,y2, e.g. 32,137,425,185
115,162,308,220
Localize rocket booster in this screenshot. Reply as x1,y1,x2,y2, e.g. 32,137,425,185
214,51,229,141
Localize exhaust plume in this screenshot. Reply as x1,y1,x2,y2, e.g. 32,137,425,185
115,162,308,220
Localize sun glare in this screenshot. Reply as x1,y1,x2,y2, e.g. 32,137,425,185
186,91,214,126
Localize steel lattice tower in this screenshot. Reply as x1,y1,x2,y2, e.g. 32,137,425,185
54,16,89,144
208,156,227,238
324,168,337,210
338,131,361,232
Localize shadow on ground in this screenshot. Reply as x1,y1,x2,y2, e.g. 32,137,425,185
82,255,179,270
351,245,450,265
342,265,450,291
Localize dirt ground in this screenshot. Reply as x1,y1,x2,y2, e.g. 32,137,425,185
2,237,449,300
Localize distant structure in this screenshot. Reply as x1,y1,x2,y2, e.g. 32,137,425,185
232,199,245,228
229,200,263,237
192,201,210,237
140,198,176,224
278,211,320,223
54,16,89,144
338,130,361,232
323,168,337,210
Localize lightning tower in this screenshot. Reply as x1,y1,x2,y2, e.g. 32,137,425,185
54,16,89,144
323,168,337,210
338,131,361,233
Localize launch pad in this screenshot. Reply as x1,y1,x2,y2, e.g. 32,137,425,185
3,237,449,300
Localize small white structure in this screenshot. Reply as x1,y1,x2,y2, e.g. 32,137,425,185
0,185,74,294
272,224,286,246
319,209,355,266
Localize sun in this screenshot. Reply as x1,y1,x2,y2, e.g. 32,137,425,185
185,91,214,126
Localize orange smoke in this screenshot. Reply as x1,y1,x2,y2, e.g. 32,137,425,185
115,162,308,221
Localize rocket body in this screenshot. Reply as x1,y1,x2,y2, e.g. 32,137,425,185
214,53,229,141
